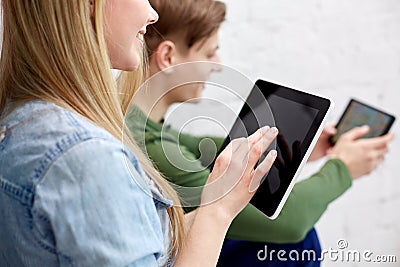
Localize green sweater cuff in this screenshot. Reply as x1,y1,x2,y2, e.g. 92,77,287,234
226,158,353,243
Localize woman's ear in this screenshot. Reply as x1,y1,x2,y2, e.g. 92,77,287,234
154,40,178,72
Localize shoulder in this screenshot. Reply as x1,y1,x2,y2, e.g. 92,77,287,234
0,101,170,265
0,100,144,191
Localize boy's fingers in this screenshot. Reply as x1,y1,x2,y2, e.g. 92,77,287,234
363,133,394,149
342,125,370,141
324,124,337,135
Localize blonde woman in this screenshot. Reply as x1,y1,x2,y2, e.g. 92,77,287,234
0,1,279,266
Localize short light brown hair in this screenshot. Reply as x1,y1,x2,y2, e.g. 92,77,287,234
145,0,226,56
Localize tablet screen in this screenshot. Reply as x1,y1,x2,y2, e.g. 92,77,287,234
330,99,395,144
213,79,331,218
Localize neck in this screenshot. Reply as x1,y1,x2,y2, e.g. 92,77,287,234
133,75,171,123
135,97,169,123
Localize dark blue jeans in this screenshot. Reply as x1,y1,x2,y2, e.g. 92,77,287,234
218,227,321,267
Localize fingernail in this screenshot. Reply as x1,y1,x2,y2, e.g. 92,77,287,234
262,126,270,133
270,150,277,157
269,127,278,134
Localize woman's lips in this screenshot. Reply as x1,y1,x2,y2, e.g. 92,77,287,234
136,29,146,48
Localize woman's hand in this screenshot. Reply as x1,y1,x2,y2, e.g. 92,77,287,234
329,125,394,179
201,126,278,221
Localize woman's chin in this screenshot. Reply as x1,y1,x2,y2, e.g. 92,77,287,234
188,98,202,104
111,53,141,71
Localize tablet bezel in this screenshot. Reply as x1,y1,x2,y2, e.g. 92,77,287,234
330,99,396,144
211,79,333,219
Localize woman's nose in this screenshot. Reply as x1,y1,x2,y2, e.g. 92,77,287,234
148,6,159,25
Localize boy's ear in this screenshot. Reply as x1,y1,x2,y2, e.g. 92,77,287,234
154,40,178,72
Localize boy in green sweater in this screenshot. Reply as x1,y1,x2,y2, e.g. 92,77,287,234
125,0,393,265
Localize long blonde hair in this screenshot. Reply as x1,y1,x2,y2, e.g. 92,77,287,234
0,0,184,257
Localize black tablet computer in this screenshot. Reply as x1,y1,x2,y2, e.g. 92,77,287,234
330,99,396,144
210,79,332,219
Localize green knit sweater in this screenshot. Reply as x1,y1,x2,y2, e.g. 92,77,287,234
126,106,352,243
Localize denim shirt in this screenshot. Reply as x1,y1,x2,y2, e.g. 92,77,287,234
0,100,172,267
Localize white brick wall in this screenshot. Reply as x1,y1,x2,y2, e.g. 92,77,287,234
168,1,400,266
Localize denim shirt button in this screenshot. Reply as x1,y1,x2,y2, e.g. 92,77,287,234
0,126,6,143
148,179,173,208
